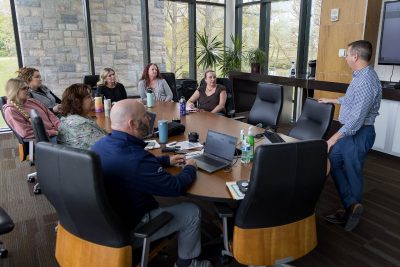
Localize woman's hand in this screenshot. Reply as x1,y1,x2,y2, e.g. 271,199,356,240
53,104,61,113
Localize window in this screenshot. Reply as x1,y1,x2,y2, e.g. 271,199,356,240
196,2,224,79
149,1,189,79
90,0,143,94
268,0,300,76
242,4,260,72
0,0,18,129
308,0,322,62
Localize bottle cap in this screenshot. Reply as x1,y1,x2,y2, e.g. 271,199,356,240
248,126,254,135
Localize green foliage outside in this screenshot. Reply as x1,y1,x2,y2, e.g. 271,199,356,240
0,57,18,129
0,2,16,57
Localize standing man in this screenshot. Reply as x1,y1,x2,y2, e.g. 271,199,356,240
92,99,211,267
319,40,382,231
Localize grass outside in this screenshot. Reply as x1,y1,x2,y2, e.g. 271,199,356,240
0,56,19,129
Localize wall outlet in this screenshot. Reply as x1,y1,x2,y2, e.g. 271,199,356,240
338,48,347,58
330,8,340,22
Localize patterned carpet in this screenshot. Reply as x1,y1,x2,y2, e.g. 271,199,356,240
1,130,400,267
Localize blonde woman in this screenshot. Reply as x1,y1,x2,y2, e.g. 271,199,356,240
17,67,61,113
2,78,60,142
96,68,127,103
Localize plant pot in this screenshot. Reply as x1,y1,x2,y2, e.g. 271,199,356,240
251,63,260,74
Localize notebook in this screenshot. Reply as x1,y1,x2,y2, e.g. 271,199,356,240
193,130,237,173
144,111,156,139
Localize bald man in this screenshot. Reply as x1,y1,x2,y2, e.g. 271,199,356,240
92,99,211,267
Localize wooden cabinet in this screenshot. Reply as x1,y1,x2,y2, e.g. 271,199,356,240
315,0,383,118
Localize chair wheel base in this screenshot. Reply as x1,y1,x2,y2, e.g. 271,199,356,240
33,185,41,194
0,248,8,258
219,255,232,265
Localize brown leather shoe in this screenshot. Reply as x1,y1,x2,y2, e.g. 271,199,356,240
324,209,347,224
344,203,363,232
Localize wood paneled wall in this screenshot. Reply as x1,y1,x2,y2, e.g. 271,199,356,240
315,0,382,118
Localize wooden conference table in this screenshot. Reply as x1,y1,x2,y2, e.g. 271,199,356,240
93,101,294,201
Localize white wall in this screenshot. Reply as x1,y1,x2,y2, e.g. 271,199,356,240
225,0,235,49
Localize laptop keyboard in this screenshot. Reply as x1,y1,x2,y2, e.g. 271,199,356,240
264,131,285,143
196,155,225,167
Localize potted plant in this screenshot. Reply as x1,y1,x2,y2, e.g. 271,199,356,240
219,34,243,77
196,29,223,71
247,48,267,74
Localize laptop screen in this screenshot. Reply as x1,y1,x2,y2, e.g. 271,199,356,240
204,130,237,161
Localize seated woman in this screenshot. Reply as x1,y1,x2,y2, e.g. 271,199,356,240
17,67,61,113
187,70,227,114
96,68,127,103
2,78,60,142
138,63,173,102
58,84,107,150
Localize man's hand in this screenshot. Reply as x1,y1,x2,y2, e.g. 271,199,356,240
318,98,339,104
170,155,185,166
327,131,342,152
185,158,197,168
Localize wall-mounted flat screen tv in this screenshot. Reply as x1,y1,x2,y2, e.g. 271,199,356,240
378,1,400,65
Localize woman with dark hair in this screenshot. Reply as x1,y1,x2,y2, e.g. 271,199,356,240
17,67,61,113
57,84,107,150
187,70,227,114
2,78,60,142
96,67,127,103
138,63,173,102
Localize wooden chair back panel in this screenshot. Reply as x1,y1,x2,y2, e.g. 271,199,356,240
233,215,317,266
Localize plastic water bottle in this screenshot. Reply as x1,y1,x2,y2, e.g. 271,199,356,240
179,96,186,117
241,140,250,164
247,126,255,161
240,129,245,144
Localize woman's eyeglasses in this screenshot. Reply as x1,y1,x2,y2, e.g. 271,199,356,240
20,86,30,91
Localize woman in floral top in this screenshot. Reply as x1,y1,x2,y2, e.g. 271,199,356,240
57,84,107,150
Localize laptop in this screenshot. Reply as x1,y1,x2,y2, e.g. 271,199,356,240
145,111,156,139
193,130,237,173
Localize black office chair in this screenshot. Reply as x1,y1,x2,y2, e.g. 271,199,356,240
217,140,328,266
0,96,36,183
176,79,198,100
83,75,100,95
288,98,335,140
161,72,179,102
247,82,283,131
198,78,237,117
35,142,172,267
30,109,52,194
0,207,14,258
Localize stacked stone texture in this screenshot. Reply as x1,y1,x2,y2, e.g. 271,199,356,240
16,0,166,96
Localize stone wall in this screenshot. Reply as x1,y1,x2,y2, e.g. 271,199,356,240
15,0,166,96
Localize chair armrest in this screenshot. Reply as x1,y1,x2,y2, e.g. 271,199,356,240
134,211,173,239
232,116,246,121
215,203,234,218
22,138,35,143
226,110,236,118
0,207,14,234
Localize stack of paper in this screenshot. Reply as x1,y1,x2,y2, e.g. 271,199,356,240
226,181,245,200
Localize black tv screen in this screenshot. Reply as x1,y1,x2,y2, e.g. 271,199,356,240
378,1,400,65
